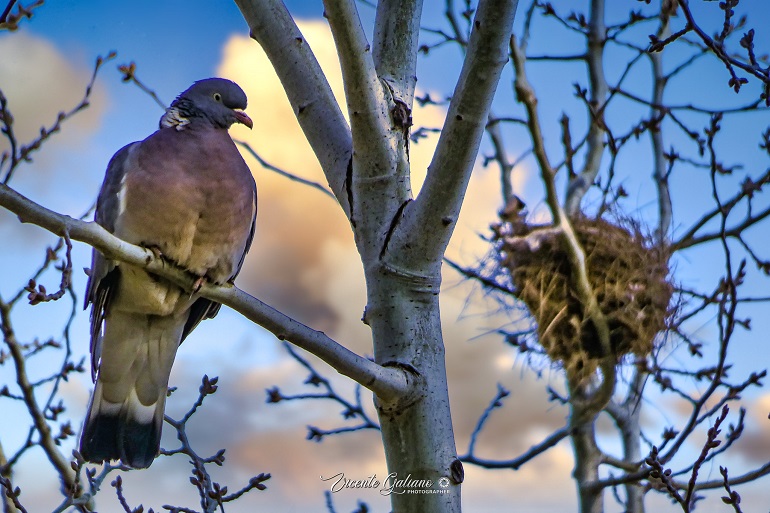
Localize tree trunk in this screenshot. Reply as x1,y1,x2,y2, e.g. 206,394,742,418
366,265,460,511
619,405,644,513
613,370,646,513
571,420,603,513
235,0,517,510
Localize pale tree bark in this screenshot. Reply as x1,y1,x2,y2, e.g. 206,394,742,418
0,0,519,511
605,368,646,513
239,0,519,511
0,184,412,401
571,421,603,513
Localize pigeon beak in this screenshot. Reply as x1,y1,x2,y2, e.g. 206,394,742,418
234,110,253,129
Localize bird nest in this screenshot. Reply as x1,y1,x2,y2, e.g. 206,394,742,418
497,216,673,383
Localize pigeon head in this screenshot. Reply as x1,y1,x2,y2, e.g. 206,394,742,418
163,78,253,130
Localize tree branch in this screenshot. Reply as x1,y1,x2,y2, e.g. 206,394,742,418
0,0,16,24
672,0,768,94
464,384,510,458
0,183,411,403
0,302,78,498
486,112,516,205
462,426,570,470
389,0,519,269
565,0,608,215
323,0,394,176
372,0,424,106
234,0,352,215
268,341,381,442
650,10,672,243
161,376,270,512
509,34,556,200
510,33,613,368
236,140,336,200
0,0,41,31
1,52,115,185
511,25,615,425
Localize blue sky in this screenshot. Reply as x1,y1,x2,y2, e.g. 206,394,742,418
1,1,770,512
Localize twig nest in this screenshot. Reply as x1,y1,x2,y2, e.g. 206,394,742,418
497,217,673,382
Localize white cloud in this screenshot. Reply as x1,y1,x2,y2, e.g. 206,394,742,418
0,30,107,176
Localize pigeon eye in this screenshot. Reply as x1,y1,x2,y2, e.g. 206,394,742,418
213,92,222,102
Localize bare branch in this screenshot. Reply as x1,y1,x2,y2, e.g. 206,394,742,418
444,257,517,296
161,376,270,512
672,142,770,251
372,0,423,105
650,11,672,243
610,87,765,115
0,0,16,24
236,140,336,200
0,182,412,403
465,384,510,457
268,342,380,442
718,466,743,513
234,0,352,214
683,405,730,507
486,112,516,204
324,0,394,175
0,0,42,31
1,52,116,184
510,34,614,384
390,0,518,269
0,475,28,513
117,61,168,109
510,34,556,200
0,298,81,499
695,461,770,491
23,233,73,305
670,0,768,95
462,426,570,470
565,0,608,215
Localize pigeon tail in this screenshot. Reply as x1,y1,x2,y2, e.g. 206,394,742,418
80,384,166,469
79,311,183,469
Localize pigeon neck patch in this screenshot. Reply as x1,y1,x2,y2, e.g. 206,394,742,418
160,107,190,131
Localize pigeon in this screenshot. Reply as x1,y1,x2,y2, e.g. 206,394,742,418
79,78,257,469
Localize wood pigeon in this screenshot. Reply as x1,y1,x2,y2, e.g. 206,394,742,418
79,78,257,469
